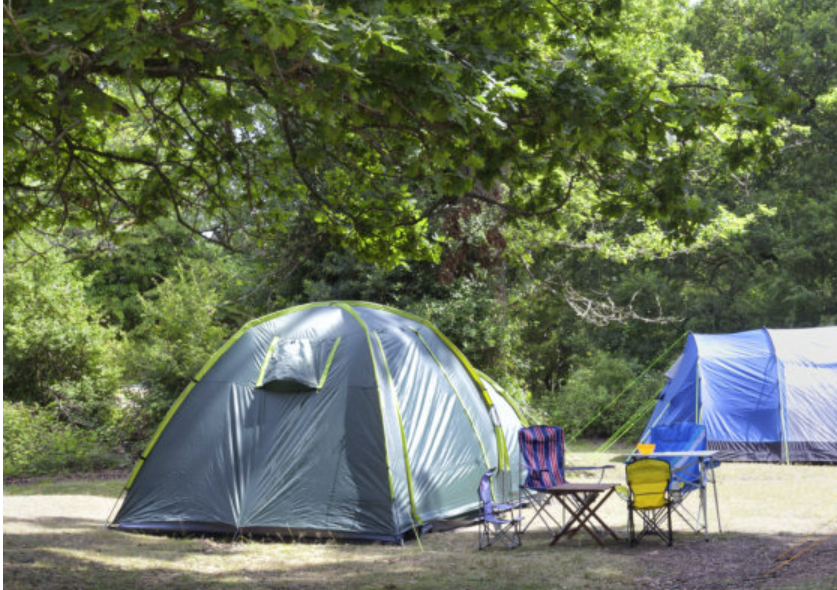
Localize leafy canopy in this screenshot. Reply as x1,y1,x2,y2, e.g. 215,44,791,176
5,0,782,265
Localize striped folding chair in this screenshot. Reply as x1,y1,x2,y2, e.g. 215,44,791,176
519,426,615,535
518,426,567,534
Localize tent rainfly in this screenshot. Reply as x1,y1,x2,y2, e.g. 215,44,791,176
642,327,837,464
110,302,525,541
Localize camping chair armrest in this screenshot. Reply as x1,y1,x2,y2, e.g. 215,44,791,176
566,465,614,483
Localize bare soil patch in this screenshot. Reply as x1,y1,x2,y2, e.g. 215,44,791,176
608,532,837,590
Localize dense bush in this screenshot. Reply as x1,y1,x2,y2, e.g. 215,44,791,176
539,351,665,441
409,277,529,381
3,401,121,478
122,261,232,438
3,238,123,426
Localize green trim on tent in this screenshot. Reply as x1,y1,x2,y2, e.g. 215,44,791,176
374,331,422,526
318,337,342,389
124,304,327,490
414,330,490,469
255,338,279,388
477,371,529,427
335,303,396,502
494,425,509,471
126,380,198,490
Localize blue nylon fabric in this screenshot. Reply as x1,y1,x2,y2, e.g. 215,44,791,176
644,327,837,463
645,423,706,489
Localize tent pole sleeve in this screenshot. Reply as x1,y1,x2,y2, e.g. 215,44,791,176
335,304,396,502
477,370,528,427
777,355,791,465
696,374,701,424
256,337,280,387
413,330,491,469
374,332,422,526
764,328,791,464
317,337,342,389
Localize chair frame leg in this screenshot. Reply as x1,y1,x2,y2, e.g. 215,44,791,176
478,518,521,550
629,504,673,547
519,489,563,535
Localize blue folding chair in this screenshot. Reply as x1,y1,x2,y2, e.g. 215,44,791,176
642,423,722,536
477,468,523,549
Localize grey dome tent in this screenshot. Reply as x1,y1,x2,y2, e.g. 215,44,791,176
110,302,525,541
642,326,837,463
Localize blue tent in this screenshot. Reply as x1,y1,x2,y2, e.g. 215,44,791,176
643,327,837,463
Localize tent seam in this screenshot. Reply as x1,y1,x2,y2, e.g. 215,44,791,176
373,331,422,526
333,303,398,509
413,329,491,470
764,328,791,465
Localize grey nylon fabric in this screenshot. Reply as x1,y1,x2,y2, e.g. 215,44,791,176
483,378,525,503
113,303,524,539
259,338,320,392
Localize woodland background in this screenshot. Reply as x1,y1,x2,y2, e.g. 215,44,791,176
4,0,836,477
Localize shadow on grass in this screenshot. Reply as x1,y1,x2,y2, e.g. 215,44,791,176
4,513,837,590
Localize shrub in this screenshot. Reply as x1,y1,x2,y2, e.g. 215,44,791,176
122,261,231,438
540,351,664,441
3,401,121,478
3,236,123,423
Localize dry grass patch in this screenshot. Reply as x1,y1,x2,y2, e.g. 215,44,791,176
4,460,837,590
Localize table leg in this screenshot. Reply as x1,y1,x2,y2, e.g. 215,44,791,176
701,463,709,541
710,461,722,533
549,489,618,547
583,489,620,541
551,493,602,546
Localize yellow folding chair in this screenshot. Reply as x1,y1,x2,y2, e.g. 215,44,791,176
625,459,673,546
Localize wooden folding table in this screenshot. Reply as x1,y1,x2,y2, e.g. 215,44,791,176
544,483,620,546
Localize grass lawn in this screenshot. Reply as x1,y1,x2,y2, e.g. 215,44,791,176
4,456,837,590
